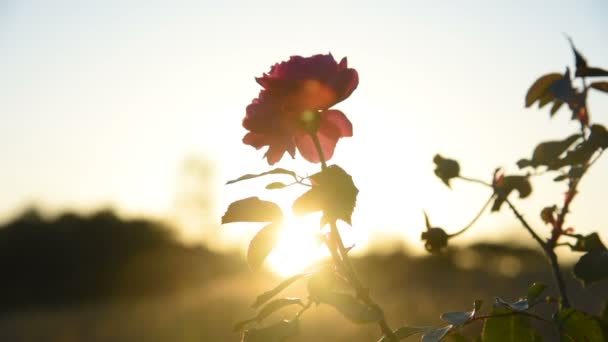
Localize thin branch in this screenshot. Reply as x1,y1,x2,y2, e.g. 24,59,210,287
464,310,553,327
546,249,571,308
296,299,313,319
457,175,492,187
504,198,571,308
504,199,547,248
448,195,494,238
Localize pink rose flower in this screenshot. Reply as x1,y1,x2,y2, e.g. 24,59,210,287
243,54,358,165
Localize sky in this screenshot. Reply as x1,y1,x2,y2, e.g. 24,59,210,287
1,0,607,256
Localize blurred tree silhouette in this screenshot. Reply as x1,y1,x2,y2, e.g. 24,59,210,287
172,155,220,245
0,207,242,314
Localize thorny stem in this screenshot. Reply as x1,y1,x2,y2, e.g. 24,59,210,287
505,198,571,308
503,199,546,249
457,174,572,308
310,133,398,342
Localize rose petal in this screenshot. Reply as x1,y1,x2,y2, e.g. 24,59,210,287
321,110,353,137
243,132,267,149
265,141,290,165
295,133,320,163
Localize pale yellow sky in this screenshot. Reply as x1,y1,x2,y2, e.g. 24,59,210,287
1,0,607,258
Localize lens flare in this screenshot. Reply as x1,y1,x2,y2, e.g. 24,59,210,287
266,216,330,277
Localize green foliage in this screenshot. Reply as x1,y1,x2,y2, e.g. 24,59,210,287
590,81,608,93
516,134,581,169
252,273,309,308
573,250,608,287
526,282,547,304
293,164,359,225
481,307,541,342
225,38,608,342
568,38,608,78
234,298,304,331
569,232,607,252
315,291,383,324
247,222,283,270
378,326,433,342
491,175,532,212
422,325,452,342
221,197,283,224
226,168,297,185
494,297,529,312
525,73,564,110
556,308,605,341
241,319,299,342
554,124,608,168
266,182,288,190
440,301,479,327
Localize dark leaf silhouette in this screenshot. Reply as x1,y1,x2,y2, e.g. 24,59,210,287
550,100,564,116
590,82,608,93
265,182,288,190
247,222,283,270
292,165,358,225
315,291,382,323
226,168,297,185
570,232,607,253
242,319,299,342
235,298,304,331
525,73,563,108
517,134,580,169
482,307,541,341
589,124,608,150
252,273,308,308
433,154,460,187
307,267,339,300
573,250,608,287
553,166,585,182
556,308,604,341
255,298,303,321
492,176,532,212
540,206,557,224
222,197,283,224
378,326,433,342
568,38,608,78
548,68,576,104
555,124,608,168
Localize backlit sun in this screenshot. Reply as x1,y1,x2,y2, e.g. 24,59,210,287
266,215,331,277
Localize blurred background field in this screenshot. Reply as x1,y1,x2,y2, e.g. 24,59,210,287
2,1,608,341
0,208,605,342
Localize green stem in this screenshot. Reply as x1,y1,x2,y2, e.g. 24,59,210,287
309,133,398,342
448,195,494,238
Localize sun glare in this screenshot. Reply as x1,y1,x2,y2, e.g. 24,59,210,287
266,215,331,277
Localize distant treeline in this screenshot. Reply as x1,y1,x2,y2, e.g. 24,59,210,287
1,208,603,318
0,209,244,313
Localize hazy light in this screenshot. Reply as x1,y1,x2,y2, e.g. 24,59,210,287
266,215,331,277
